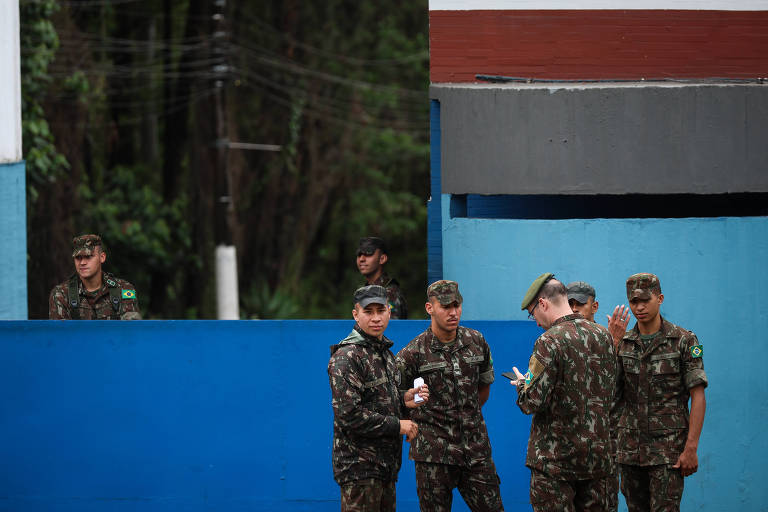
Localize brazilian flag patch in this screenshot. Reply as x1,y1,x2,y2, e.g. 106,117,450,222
690,345,703,358
121,289,136,299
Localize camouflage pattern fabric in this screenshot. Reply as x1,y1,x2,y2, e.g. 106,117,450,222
516,314,618,481
619,464,683,512
415,461,503,512
328,326,404,486
396,327,502,511
340,478,396,512
369,273,408,319
607,472,619,512
615,317,708,467
48,272,141,320
529,468,615,512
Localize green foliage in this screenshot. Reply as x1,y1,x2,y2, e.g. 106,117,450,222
240,283,300,319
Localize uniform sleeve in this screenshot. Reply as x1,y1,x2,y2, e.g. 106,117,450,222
48,286,71,320
395,346,416,418
516,334,558,415
328,349,400,438
387,284,408,320
120,281,142,319
479,334,495,385
680,331,708,390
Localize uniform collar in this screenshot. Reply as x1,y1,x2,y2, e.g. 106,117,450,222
428,326,464,352
551,313,581,327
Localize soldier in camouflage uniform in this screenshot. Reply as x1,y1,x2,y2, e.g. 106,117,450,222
48,234,142,320
356,237,408,319
328,285,429,512
396,280,504,512
513,273,618,511
615,273,707,512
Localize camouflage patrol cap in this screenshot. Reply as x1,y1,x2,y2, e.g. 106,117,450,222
521,272,555,310
72,234,103,257
357,237,387,256
427,280,463,305
567,281,596,304
626,273,661,300
354,285,388,308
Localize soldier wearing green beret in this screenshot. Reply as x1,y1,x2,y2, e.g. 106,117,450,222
356,237,408,319
48,234,142,320
512,273,617,511
614,273,707,512
396,280,504,512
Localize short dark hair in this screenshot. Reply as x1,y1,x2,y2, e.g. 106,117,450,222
537,278,567,304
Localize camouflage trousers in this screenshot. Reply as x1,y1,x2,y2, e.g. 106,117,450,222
340,478,396,512
619,464,684,512
607,468,619,512
529,468,614,512
415,461,504,512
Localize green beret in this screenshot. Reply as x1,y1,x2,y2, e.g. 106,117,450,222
521,272,554,310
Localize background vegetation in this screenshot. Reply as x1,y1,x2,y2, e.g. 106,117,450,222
21,0,430,319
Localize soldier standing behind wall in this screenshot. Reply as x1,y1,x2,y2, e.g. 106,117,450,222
356,237,408,319
328,285,428,512
513,273,617,512
615,273,707,512
48,234,142,320
396,280,504,512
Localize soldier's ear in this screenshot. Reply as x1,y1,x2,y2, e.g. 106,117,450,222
379,252,388,265
99,249,107,264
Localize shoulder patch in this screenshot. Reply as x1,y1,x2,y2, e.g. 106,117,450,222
106,277,117,287
121,289,136,299
524,355,546,389
690,345,703,358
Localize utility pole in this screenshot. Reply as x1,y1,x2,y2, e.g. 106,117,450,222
212,0,238,320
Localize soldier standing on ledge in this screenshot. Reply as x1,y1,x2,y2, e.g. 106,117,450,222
356,237,408,319
49,234,142,320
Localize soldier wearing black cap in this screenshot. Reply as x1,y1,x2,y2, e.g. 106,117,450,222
513,273,617,512
48,234,141,320
396,280,504,512
356,237,408,319
615,273,707,512
328,285,429,512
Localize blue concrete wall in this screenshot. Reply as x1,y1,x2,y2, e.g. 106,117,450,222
0,320,545,512
0,160,27,320
439,198,768,510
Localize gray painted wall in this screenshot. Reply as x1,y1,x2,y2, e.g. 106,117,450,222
431,83,768,195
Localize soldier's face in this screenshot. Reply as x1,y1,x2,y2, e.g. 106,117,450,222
569,297,598,322
629,292,663,324
352,302,391,339
356,249,386,278
74,248,106,280
426,299,462,335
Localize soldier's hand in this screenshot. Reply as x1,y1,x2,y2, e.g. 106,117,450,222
607,305,631,349
404,384,430,408
672,447,699,477
509,366,526,387
399,420,418,442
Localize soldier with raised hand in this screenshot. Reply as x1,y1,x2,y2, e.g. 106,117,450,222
396,280,504,512
513,273,617,511
356,237,408,319
328,285,429,512
48,234,141,320
615,273,707,512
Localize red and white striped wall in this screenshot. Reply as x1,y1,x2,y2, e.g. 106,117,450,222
429,0,768,82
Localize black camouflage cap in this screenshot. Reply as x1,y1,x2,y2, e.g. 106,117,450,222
354,285,389,308
567,281,596,304
427,280,463,305
72,234,103,257
626,273,661,300
521,272,554,310
357,237,387,256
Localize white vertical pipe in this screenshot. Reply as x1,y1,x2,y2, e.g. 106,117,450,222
0,0,22,163
215,245,239,320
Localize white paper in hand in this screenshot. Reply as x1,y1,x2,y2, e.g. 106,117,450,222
413,377,425,403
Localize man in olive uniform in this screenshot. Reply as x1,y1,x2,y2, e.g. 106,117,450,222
48,234,142,320
356,237,408,319
615,273,707,512
513,273,617,511
396,280,504,512
328,285,429,512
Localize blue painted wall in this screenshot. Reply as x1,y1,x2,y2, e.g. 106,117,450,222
0,160,27,320
0,320,543,512
439,197,768,510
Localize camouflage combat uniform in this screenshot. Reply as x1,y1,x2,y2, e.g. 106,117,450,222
396,326,504,512
369,273,408,320
328,325,405,511
49,272,141,320
516,314,618,511
616,317,708,512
